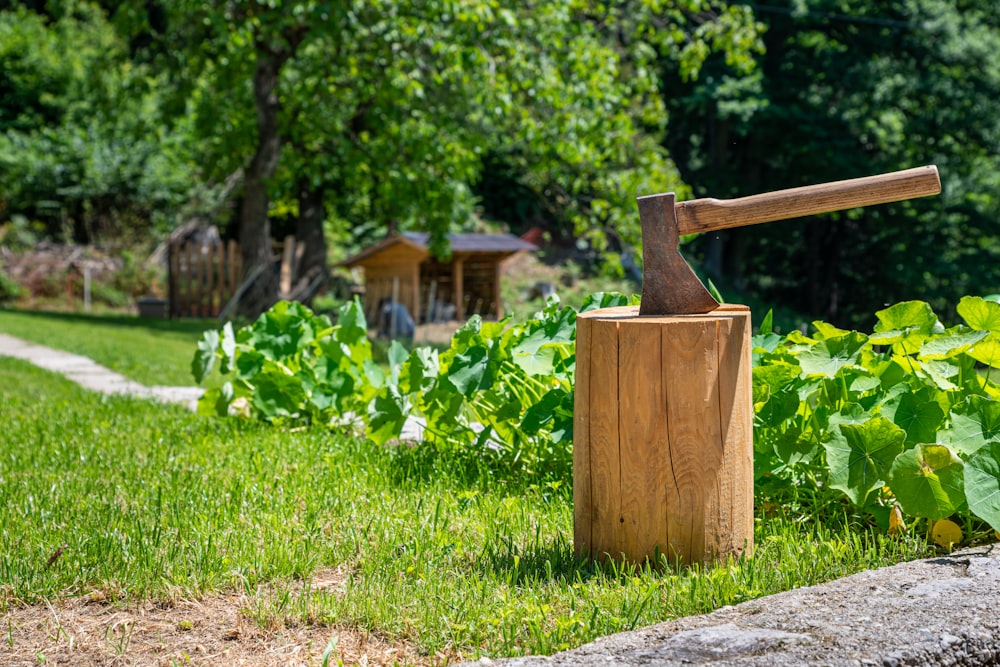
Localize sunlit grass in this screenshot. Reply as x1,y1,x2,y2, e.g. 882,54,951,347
0,357,936,659
0,308,218,386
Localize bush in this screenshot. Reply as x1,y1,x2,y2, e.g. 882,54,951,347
0,269,23,303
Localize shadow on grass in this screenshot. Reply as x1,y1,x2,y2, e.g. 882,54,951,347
477,529,594,584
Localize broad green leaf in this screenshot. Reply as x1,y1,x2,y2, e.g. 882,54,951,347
752,332,783,356
758,309,774,335
521,388,568,435
753,364,800,392
773,426,820,467
918,328,988,360
367,385,408,446
235,349,265,381
939,396,1000,456
219,321,237,374
957,296,1000,332
579,292,628,312
446,344,491,397
756,390,799,426
823,417,905,506
868,329,904,346
388,340,409,369
336,298,368,345
512,345,560,377
362,358,386,390
400,347,440,394
968,339,1000,368
511,306,576,375
887,444,964,519
796,331,867,377
812,321,850,339
784,330,815,348
252,367,308,420
881,389,945,445
192,329,219,384
874,300,939,333
828,403,870,429
920,359,961,391
383,340,408,386
421,381,465,426
965,441,1000,532
872,301,940,355
845,371,881,394
866,355,908,390
196,381,232,417
451,316,482,351
246,300,319,361
482,393,524,445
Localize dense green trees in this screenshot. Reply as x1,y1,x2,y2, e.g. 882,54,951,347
666,0,1000,327
121,0,759,311
2,1,997,321
0,4,198,243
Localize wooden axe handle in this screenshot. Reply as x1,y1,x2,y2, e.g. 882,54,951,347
675,165,941,235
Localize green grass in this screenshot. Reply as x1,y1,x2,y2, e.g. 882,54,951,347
0,357,936,659
0,308,218,386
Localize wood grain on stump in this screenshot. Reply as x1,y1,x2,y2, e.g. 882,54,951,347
573,304,753,566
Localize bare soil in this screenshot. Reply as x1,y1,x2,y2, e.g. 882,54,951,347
1,569,461,667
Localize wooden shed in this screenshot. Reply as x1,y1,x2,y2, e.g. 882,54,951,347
338,232,537,325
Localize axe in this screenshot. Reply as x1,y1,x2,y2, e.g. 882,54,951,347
637,165,942,315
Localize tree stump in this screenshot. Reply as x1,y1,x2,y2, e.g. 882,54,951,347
573,304,753,566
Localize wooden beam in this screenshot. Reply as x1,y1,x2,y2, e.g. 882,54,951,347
453,258,465,320
279,235,295,297
494,259,503,319
407,262,418,324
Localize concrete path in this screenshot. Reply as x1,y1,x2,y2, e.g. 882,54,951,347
479,543,1000,667
0,333,204,411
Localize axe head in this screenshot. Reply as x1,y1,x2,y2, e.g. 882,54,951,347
637,192,720,316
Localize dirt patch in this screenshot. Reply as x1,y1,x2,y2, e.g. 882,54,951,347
1,570,461,666
413,322,463,346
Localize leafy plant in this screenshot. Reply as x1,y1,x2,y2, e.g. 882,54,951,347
193,299,378,424
0,268,23,303
193,293,630,479
195,293,1000,543
754,296,1000,539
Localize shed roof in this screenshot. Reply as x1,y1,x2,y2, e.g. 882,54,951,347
339,232,536,268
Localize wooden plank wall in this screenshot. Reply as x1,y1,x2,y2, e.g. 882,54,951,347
168,240,242,318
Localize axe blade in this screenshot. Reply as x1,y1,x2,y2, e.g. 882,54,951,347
637,193,720,316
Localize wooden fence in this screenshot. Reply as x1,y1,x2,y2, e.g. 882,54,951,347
168,239,243,318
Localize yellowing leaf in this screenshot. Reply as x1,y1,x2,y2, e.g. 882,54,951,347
931,519,963,549
969,339,1000,368
889,504,906,535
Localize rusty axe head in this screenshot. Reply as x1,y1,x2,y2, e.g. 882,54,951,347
637,193,719,316
637,166,942,316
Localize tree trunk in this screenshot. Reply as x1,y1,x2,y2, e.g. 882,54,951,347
237,46,285,317
295,180,328,286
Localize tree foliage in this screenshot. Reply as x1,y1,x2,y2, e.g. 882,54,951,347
108,0,762,306
0,3,199,243
8,0,999,326
666,0,1000,328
